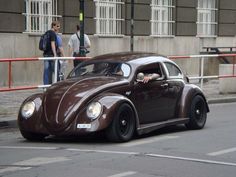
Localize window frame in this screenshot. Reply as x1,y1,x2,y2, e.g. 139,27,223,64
136,62,165,81
163,62,183,79
150,0,175,37
94,0,124,37
23,0,61,34
197,0,217,38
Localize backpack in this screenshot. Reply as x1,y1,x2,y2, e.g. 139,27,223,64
39,31,50,51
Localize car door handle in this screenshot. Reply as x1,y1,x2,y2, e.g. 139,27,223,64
161,83,168,88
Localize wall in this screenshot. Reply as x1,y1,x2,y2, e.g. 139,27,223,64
1,33,236,87
0,0,24,33
1,0,236,87
218,0,236,36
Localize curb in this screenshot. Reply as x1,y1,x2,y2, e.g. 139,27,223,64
208,97,236,104
0,119,17,129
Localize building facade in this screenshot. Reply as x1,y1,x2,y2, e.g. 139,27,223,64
0,0,236,85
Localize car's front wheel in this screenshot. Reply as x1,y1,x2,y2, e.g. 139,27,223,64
106,103,135,142
20,130,47,141
185,95,207,129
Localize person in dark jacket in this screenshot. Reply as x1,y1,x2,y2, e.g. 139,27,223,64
43,21,60,85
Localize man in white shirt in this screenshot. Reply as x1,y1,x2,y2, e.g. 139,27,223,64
68,25,91,67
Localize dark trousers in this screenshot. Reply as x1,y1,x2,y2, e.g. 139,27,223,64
73,52,83,68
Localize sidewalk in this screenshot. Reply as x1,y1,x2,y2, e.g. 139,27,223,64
0,90,42,128
1,79,236,128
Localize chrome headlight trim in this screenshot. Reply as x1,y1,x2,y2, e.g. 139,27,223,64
21,101,36,119
86,102,102,120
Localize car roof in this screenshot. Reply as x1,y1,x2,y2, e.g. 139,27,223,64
91,52,172,66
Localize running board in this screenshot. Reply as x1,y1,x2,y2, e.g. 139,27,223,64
137,118,189,135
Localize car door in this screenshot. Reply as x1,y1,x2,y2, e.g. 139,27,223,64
162,62,185,120
134,63,172,124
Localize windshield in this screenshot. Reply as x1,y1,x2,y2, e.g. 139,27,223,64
68,61,131,78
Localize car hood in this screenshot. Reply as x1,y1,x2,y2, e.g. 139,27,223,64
42,76,128,132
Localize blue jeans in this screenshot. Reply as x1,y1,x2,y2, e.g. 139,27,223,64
43,55,60,85
43,60,54,85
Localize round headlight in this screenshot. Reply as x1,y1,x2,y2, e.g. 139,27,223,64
21,101,36,119
86,102,102,120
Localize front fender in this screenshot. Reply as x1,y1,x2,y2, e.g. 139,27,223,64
73,93,139,133
97,93,139,131
18,93,49,134
176,84,209,118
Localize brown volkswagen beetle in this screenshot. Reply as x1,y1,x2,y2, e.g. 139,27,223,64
18,52,209,142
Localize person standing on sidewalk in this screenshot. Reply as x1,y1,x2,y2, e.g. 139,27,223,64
55,28,66,80
68,25,91,67
43,21,60,85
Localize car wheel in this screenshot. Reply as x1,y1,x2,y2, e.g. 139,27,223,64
185,95,207,129
106,103,135,142
20,130,47,141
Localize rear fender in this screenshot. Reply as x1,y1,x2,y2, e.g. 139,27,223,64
176,85,209,118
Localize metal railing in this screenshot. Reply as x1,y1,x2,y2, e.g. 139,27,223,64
0,54,236,92
0,56,90,92
168,53,236,88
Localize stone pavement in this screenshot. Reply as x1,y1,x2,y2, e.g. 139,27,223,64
0,89,42,128
0,79,236,128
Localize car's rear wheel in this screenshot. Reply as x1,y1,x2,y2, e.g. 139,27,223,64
106,103,135,142
20,130,47,141
185,95,207,129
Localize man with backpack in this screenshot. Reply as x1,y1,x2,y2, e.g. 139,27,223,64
68,25,91,67
41,21,60,85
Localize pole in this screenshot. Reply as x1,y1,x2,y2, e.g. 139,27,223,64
79,0,85,56
130,0,134,52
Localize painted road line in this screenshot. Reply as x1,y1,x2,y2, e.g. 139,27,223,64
146,153,236,167
14,157,70,166
120,135,179,147
207,147,236,156
65,148,236,167
107,171,137,177
0,166,31,174
0,146,57,150
0,157,70,174
67,148,139,155
1,146,236,167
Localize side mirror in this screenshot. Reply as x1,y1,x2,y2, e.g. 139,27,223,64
136,72,144,82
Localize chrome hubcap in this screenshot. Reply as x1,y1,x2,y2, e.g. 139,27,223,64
121,120,127,126
196,109,200,115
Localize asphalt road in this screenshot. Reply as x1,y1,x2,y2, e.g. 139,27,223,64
0,103,236,177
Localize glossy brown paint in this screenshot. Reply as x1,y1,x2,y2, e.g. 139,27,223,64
43,77,129,134
59,93,138,135
18,52,209,139
176,84,210,118
18,94,49,135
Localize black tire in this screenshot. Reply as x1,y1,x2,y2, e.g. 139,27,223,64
106,103,135,142
20,130,47,141
185,95,207,129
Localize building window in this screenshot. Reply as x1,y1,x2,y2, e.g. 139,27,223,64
23,0,61,34
94,0,124,36
197,0,217,37
150,0,175,37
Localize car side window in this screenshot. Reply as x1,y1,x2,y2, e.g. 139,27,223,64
121,64,131,77
164,62,183,78
137,63,163,80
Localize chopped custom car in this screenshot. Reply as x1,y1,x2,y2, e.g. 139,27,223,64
18,52,209,142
